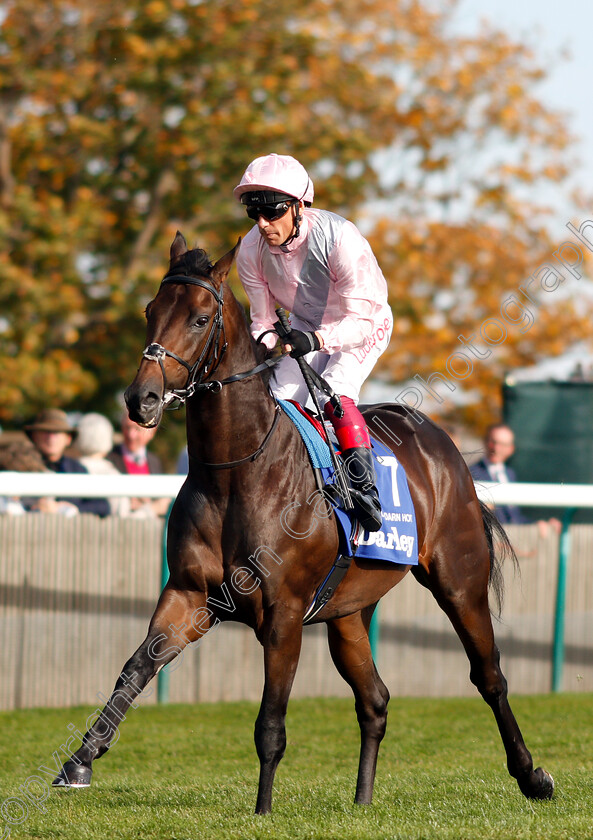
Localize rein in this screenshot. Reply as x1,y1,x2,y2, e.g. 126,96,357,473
188,403,282,470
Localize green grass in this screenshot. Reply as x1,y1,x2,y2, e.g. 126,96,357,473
1,694,592,840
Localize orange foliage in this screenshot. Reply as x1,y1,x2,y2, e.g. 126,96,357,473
0,0,590,435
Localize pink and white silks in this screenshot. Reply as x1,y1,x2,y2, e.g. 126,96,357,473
237,207,393,411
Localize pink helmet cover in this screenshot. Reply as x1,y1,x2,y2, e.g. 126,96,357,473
234,154,314,203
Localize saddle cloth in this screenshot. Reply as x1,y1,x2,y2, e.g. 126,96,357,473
278,399,419,566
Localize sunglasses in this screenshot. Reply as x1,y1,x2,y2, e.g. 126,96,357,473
245,201,295,222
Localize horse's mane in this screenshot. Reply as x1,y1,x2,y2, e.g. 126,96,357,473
169,247,213,277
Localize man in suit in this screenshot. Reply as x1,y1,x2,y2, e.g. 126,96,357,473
470,423,526,524
107,413,169,517
471,423,560,535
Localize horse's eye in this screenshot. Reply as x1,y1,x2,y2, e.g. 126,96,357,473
194,315,209,328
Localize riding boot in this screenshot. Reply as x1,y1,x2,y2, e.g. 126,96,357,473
341,447,382,532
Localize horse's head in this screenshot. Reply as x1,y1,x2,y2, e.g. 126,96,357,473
125,232,240,428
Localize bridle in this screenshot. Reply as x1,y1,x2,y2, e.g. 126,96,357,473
142,272,281,406
142,273,228,407
139,272,282,468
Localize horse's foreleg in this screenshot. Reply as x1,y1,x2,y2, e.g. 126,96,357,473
53,586,210,788
424,554,554,800
327,606,389,805
254,612,303,815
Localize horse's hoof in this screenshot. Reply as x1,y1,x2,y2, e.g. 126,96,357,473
518,766,554,800
52,761,92,789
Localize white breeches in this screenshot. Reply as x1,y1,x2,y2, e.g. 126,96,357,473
270,315,392,406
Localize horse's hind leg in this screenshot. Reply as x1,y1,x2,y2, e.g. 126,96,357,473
415,547,554,800
326,605,389,805
53,585,210,788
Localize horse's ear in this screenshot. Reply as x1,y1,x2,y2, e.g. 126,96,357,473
211,237,241,286
170,231,188,266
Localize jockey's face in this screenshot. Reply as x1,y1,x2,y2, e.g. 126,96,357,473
256,201,301,247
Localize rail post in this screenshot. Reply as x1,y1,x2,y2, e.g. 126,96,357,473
551,506,576,692
369,605,380,662
157,499,175,704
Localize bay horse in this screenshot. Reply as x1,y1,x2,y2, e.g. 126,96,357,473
54,233,554,813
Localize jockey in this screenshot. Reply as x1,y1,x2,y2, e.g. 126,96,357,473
234,153,393,532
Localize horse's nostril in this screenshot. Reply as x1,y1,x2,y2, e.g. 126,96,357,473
125,385,161,424
141,392,161,411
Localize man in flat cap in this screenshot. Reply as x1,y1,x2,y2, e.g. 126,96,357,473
24,409,109,517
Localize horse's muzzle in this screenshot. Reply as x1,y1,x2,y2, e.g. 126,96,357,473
124,380,162,428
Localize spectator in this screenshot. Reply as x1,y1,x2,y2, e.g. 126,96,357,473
176,446,189,475
107,413,169,517
76,413,131,517
470,423,560,536
24,409,110,517
0,440,47,515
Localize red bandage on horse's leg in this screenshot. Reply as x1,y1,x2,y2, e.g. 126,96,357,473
324,397,372,450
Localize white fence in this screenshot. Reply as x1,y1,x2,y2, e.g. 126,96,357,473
0,472,184,499
475,481,593,508
3,471,593,507
0,474,591,709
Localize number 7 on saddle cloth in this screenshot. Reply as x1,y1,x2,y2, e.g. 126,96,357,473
278,399,418,566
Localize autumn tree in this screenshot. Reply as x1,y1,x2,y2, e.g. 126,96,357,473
0,0,590,445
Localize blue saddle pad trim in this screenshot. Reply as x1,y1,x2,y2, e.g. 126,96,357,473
278,399,333,469
279,400,418,566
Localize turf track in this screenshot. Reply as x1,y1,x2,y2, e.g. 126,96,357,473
0,693,591,839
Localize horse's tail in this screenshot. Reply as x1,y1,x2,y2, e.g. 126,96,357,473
480,500,519,617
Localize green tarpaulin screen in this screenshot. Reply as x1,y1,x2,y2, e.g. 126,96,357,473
502,380,593,520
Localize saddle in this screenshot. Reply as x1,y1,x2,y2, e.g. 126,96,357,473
277,399,419,623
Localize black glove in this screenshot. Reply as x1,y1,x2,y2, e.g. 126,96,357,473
282,329,321,358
